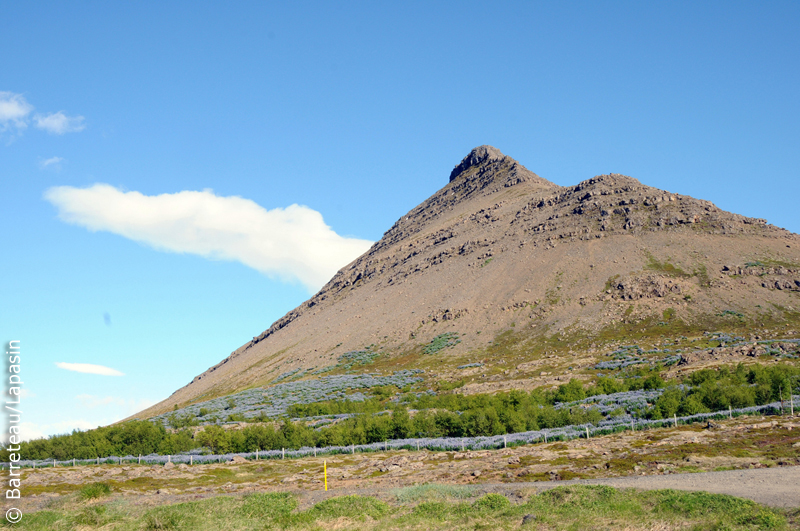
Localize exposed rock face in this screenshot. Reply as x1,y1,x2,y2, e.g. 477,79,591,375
721,264,800,292
134,146,800,418
606,275,684,301
450,145,506,181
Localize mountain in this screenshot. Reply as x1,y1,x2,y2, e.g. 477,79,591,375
134,146,800,418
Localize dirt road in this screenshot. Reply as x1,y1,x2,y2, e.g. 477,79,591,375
521,466,800,508
295,465,800,509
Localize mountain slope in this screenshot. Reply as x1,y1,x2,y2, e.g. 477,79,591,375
134,146,800,418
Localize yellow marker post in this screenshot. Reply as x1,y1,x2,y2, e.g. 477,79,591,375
324,460,328,491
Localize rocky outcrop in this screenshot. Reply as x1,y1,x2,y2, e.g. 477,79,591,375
605,275,684,301
722,264,800,292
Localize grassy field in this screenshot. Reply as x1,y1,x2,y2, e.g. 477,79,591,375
6,484,794,530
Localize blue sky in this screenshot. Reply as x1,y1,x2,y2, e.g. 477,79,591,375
1,1,798,440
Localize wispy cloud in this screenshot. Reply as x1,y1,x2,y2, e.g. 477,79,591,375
35,111,86,134
0,91,33,131
18,389,35,399
39,156,65,170
44,184,374,292
55,362,124,376
1,91,86,138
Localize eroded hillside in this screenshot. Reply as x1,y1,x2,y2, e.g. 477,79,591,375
132,146,800,418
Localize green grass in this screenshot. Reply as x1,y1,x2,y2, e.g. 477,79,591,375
78,482,111,500
393,483,478,502
6,486,790,530
644,252,692,278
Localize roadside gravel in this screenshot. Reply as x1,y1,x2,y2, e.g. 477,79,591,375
523,466,800,508
297,465,800,509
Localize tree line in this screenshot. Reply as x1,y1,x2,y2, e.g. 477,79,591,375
7,362,797,461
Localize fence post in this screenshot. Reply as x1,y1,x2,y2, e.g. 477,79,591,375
585,427,589,439
139,455,141,465
544,433,547,444
674,414,677,427
313,447,316,457
97,456,99,465
729,405,732,419
504,436,507,448
282,448,285,459
53,459,56,468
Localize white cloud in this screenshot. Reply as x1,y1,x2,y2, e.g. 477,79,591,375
44,184,374,292
0,91,33,131
0,92,86,139
18,388,35,399
35,111,86,134
55,362,124,376
39,156,65,170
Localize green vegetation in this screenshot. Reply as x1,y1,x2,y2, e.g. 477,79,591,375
10,362,799,462
645,253,691,278
6,486,789,530
648,363,800,419
604,274,620,291
643,251,713,287
7,420,195,461
78,482,111,500
423,332,461,354
393,483,477,502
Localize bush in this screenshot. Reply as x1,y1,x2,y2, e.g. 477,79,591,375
424,333,460,354
473,493,511,511
79,482,111,500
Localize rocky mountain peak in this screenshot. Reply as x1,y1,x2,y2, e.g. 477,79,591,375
449,145,508,182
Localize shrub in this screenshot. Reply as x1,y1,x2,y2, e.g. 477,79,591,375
79,482,111,500
473,493,511,511
424,333,461,354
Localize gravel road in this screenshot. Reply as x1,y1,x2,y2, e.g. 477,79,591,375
301,466,800,509
494,466,800,508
